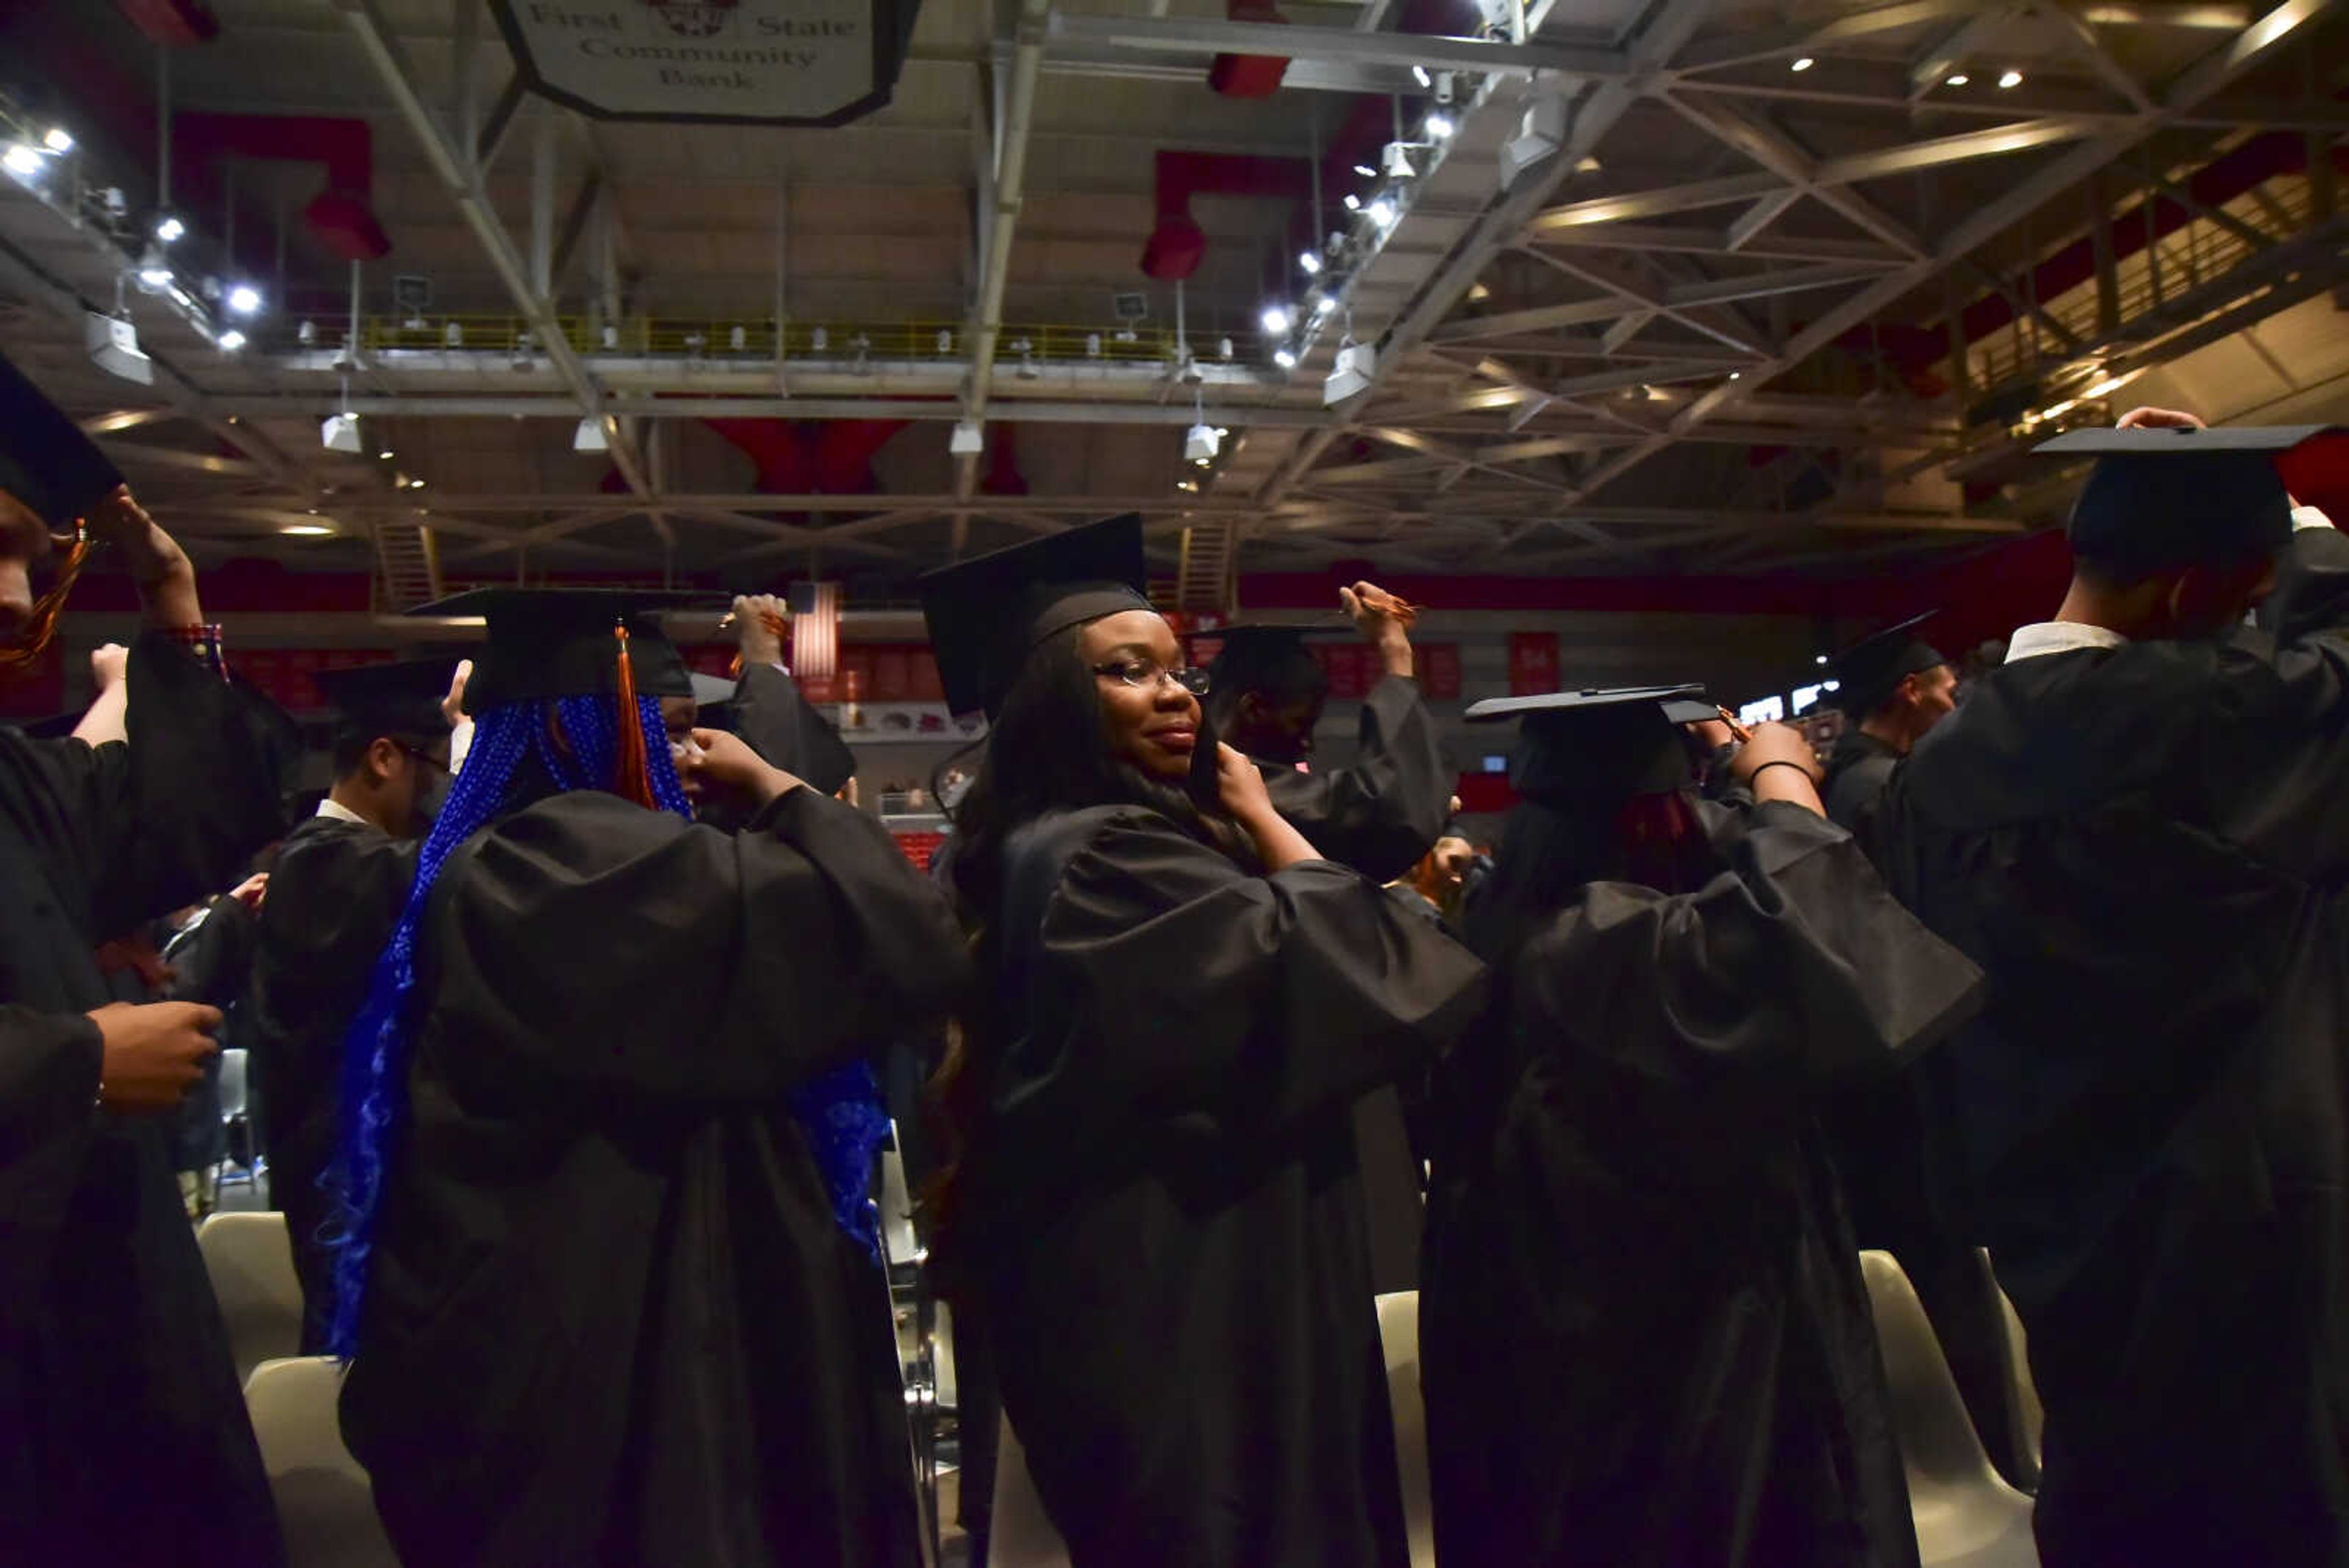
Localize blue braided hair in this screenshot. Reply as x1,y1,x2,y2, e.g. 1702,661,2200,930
324,692,891,1358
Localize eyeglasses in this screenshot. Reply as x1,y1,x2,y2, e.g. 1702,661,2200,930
395,741,450,775
1091,658,1212,696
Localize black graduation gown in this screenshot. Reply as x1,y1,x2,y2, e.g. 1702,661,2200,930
1879,524,2349,1567
340,786,968,1568
1422,798,1983,1568
1820,727,1899,853
732,663,857,796
0,634,290,1568
969,805,1486,1568
1261,672,1450,884
245,813,417,1351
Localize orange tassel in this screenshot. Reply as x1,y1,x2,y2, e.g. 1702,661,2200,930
612,623,656,808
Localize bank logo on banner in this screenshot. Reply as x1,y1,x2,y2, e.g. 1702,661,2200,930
492,0,921,127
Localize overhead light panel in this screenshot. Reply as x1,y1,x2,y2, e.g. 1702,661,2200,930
279,522,335,537
1259,302,1293,335
573,416,609,453
321,412,363,453
949,419,985,456
1323,341,1376,406
1184,423,1221,463
86,312,152,384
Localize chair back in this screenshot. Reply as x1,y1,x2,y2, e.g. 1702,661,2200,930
243,1356,399,1568
198,1211,302,1384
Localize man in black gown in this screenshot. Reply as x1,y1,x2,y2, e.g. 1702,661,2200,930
247,656,464,1350
1820,614,1955,854
1203,585,1451,885
1882,422,2349,1566
0,353,292,1565
336,589,967,1568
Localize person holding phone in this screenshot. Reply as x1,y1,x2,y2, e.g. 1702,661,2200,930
918,515,1485,1568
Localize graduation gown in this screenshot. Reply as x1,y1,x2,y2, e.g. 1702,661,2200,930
1879,524,2349,1566
732,663,857,797
1820,727,1899,852
0,634,290,1567
1261,672,1449,884
340,785,968,1568
1422,798,1983,1568
245,812,417,1350
968,805,1486,1568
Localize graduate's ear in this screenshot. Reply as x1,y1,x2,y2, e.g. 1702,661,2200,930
2167,557,2274,636
365,735,405,786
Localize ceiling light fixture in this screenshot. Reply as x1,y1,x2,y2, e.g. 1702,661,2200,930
1997,69,2024,88
1366,197,1398,228
1412,64,1432,87
573,416,609,453
1274,347,1298,370
42,127,73,153
154,214,185,244
1427,111,1455,139
1945,72,1970,86
2,143,43,179
215,329,245,352
1259,302,1293,335
1353,163,1378,179
377,448,395,461
226,283,262,316
1791,56,1815,72
1298,250,1322,275
1343,193,1362,212
279,523,335,537
321,412,362,453
1184,423,1221,463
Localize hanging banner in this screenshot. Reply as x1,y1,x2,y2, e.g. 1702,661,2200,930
1417,643,1461,701
1507,632,1560,696
490,0,923,127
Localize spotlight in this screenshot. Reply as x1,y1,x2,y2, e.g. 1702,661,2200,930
1353,163,1378,179
215,329,246,352
730,324,748,351
87,310,152,385
42,127,72,153
1946,72,1970,86
377,449,395,461
1310,291,1334,319
602,323,619,349
1412,65,1432,87
949,419,985,456
321,412,363,453
1383,142,1416,179
1434,72,1455,105
1791,56,1815,72
1366,197,1398,228
809,325,829,352
1467,282,1491,303
1343,193,1362,212
574,416,609,453
297,320,316,345
1176,478,1198,492
2,143,42,180
1814,653,1829,666
1259,303,1293,335
937,328,954,354
407,477,426,490
444,321,464,347
154,214,185,244
1427,112,1455,140
1086,332,1102,358
1322,341,1376,406
1184,423,1221,463
1997,69,2023,89
135,249,174,291
226,283,262,316
1219,336,1234,360
1299,250,1323,276
1274,347,1297,370
1499,95,1568,190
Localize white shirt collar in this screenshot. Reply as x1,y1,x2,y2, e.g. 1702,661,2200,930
2006,622,2129,663
314,797,370,825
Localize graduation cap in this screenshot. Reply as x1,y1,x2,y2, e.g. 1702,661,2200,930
1828,612,1947,717
2036,424,2348,578
918,513,1153,718
407,588,725,713
1466,684,1713,803
0,351,124,530
313,659,459,743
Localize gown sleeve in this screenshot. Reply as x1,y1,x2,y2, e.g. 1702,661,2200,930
732,663,858,797
994,809,1486,1153
1263,674,1451,882
2207,525,2349,874
433,787,968,1102
1514,800,1983,1101
0,1007,100,1167
0,635,291,945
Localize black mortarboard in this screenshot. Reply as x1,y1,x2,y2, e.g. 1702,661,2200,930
1467,684,1711,802
918,513,1154,718
407,588,723,713
0,350,125,529
1828,612,1947,716
313,659,458,740
2036,424,2346,578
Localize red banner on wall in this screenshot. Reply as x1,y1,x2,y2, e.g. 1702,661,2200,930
1507,632,1560,696
1418,643,1461,700
1316,642,1372,700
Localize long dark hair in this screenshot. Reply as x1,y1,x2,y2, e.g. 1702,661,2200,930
923,619,1249,1257
1463,789,1717,972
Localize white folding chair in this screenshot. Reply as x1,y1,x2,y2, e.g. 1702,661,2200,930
1375,1290,1438,1568
989,1412,1073,1568
197,1211,303,1385
1861,1250,2040,1568
1988,1257,2045,1474
243,1356,399,1568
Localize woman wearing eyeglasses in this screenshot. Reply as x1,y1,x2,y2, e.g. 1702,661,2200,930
919,516,1485,1568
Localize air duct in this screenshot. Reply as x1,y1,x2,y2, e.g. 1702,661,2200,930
1208,0,1291,99
171,112,392,261
1142,150,1314,281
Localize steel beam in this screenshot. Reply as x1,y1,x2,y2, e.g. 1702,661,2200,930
1046,12,1625,77
202,393,1343,429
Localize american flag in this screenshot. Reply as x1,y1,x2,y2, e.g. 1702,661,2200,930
789,581,841,680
